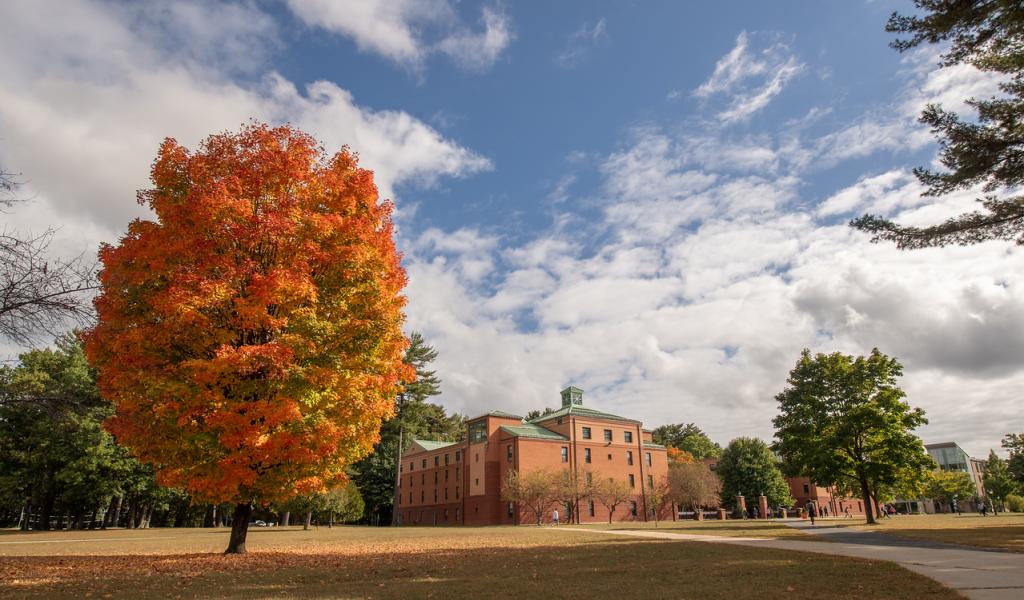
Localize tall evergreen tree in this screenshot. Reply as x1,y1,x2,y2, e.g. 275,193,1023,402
773,349,934,524
350,332,464,524
851,1,1024,248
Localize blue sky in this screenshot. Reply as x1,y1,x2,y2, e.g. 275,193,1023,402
1,0,1020,457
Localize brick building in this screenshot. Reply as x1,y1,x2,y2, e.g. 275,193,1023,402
394,386,669,526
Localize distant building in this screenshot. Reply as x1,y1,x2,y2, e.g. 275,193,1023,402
786,478,866,518
921,441,987,512
394,386,669,526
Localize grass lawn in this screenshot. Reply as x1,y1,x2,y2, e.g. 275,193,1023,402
573,518,812,538
845,513,1024,552
0,525,960,599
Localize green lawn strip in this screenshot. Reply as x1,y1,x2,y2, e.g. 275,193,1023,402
0,527,960,599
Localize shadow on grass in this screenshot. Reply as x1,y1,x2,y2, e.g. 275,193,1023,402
0,537,960,600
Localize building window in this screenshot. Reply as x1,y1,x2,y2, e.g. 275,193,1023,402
445,453,449,465
456,508,460,521
557,418,563,425
803,483,810,494
399,464,403,473
648,475,653,488
475,453,479,463
434,472,438,484
607,453,612,460
586,472,593,484
456,451,461,462
434,490,437,502
410,461,415,471
508,502,514,517
588,500,595,517
626,451,634,465
625,431,633,443
445,469,449,481
434,456,439,467
507,445,513,462
456,467,460,479
409,492,412,504
444,509,448,521
645,452,652,466
410,476,414,486
582,427,591,439
469,421,487,444
445,488,448,500
422,459,427,468
561,447,569,462
456,487,460,499
421,491,424,502
630,501,638,516
475,478,480,486
421,474,425,484
585,448,592,463
628,474,635,488
604,429,612,442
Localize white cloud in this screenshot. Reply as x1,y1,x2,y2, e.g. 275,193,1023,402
0,0,491,296
693,31,805,123
286,0,513,72
438,7,514,72
557,18,608,68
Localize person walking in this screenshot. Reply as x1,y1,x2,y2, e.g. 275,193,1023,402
552,508,559,527
806,501,817,526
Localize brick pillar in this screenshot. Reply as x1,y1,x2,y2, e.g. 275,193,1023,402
736,495,746,518
759,495,769,520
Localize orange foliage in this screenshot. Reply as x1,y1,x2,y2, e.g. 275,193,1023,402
85,123,413,506
667,447,695,465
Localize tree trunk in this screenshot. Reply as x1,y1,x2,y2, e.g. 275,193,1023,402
39,484,55,531
211,505,218,528
858,476,875,524
224,503,252,554
112,495,123,528
304,511,312,530
281,511,290,526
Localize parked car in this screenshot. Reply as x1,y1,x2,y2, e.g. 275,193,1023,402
250,520,269,527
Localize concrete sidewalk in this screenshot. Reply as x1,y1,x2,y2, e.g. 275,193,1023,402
561,523,1024,600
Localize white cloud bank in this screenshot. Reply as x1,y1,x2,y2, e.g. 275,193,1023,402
0,0,491,260
286,0,513,72
401,39,1021,458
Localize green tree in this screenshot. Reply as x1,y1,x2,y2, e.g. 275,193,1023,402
851,1,1024,248
983,450,1018,512
1002,433,1024,488
717,438,793,512
0,335,167,530
525,407,555,421
925,470,977,512
350,332,464,525
651,423,722,459
773,349,934,524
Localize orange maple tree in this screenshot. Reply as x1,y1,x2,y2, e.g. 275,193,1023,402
85,123,413,553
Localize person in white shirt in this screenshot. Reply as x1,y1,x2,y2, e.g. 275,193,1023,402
552,509,560,526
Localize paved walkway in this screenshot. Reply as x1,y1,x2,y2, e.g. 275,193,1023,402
561,521,1024,600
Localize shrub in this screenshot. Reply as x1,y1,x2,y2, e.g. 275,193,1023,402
1005,494,1024,513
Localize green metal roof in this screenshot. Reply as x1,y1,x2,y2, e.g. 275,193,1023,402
467,410,524,422
527,404,638,424
643,442,667,449
499,423,569,441
411,439,459,452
